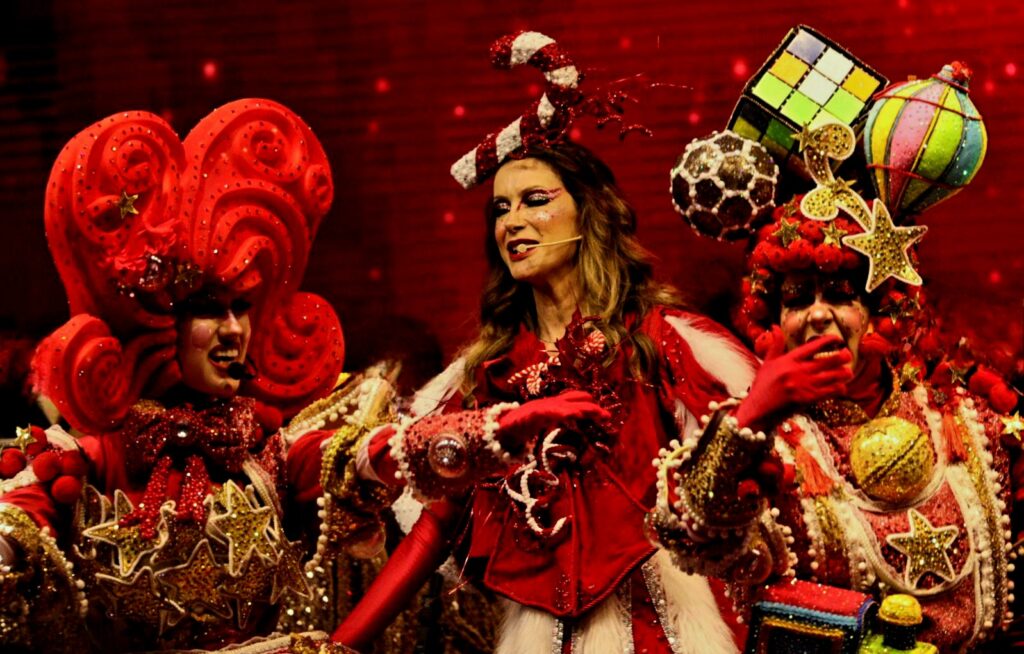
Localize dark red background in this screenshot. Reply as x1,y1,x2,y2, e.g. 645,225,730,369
2,0,1022,391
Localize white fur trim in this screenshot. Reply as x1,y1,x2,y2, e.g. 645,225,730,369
574,586,632,654
663,314,755,397
495,600,559,654
648,549,739,654
496,117,524,160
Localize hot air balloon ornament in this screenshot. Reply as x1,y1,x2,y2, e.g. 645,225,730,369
863,61,987,217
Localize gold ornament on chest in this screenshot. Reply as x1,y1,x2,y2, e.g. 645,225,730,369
849,416,935,505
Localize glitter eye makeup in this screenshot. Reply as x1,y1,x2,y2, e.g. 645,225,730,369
729,26,887,177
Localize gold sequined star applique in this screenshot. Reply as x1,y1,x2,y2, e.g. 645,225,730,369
208,481,276,575
948,364,970,388
271,539,312,603
748,268,769,295
117,190,140,219
82,490,165,576
11,425,36,452
842,202,927,292
1002,413,1024,441
886,508,959,587
773,218,801,247
899,363,922,390
95,567,171,627
221,551,275,628
156,539,233,620
150,504,205,567
822,220,849,248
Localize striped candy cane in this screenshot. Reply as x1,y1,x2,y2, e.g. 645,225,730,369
450,31,582,189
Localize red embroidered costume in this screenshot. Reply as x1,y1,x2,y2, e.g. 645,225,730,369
0,100,374,653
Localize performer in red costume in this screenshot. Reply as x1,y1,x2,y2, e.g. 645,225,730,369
0,100,377,653
328,30,794,654
651,120,1020,652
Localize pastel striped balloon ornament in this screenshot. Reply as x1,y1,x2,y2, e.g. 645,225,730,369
863,61,986,217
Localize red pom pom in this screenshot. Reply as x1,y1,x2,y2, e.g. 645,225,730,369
969,367,1000,395
789,239,815,269
51,475,83,505
875,317,898,340
750,242,772,268
743,295,769,322
840,250,861,269
766,245,790,271
59,450,88,477
989,383,1019,414
736,479,761,501
25,441,47,457
254,402,283,434
0,449,26,478
916,331,941,359
798,221,824,242
815,245,843,273
31,451,61,482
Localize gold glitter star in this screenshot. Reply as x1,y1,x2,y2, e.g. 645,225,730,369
842,202,927,292
748,268,769,295
822,221,848,248
1001,413,1024,441
271,539,312,603
11,425,36,452
208,481,275,575
95,567,170,626
899,363,922,390
221,551,275,628
82,490,165,576
886,509,960,587
117,190,140,219
773,218,801,248
156,539,233,620
948,364,969,387
150,504,205,567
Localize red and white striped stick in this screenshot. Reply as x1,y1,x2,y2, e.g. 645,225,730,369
450,31,581,189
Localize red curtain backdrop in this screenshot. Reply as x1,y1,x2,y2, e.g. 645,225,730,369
2,0,1022,370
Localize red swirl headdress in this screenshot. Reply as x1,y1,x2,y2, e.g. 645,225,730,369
32,99,344,433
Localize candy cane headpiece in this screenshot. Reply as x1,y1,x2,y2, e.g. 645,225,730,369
450,31,583,189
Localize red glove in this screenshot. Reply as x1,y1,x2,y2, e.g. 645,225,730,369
496,390,611,450
332,500,461,650
736,328,853,431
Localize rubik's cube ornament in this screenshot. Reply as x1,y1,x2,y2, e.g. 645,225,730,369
729,25,887,177
745,579,878,654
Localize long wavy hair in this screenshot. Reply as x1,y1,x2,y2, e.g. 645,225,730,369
460,141,683,400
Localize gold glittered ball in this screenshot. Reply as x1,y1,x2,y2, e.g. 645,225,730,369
850,417,934,505
878,593,923,627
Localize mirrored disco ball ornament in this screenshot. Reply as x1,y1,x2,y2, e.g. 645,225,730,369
670,130,779,241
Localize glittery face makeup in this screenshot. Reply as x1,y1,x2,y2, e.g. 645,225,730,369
178,292,253,398
492,159,580,286
779,272,869,374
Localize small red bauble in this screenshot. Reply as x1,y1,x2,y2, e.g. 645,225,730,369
31,451,61,482
59,450,88,477
0,448,27,478
51,475,84,505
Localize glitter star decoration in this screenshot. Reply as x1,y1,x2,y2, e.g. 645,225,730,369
12,425,36,452
95,567,170,627
150,504,205,567
156,539,233,620
886,508,960,588
208,481,276,575
842,202,927,292
1001,413,1024,441
220,551,275,628
271,539,312,603
773,218,801,247
83,490,165,576
822,220,848,248
117,190,140,219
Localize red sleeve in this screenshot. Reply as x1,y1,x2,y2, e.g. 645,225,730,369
651,308,758,420
0,484,60,533
286,429,334,505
